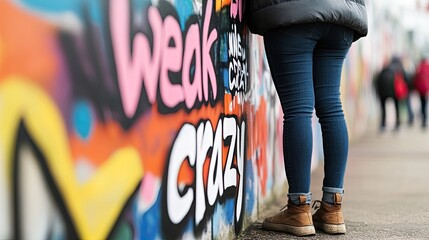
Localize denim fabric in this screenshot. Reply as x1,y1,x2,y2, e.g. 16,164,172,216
264,23,353,196
288,192,312,205
322,187,344,205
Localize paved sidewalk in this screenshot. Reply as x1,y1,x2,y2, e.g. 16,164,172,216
238,126,429,240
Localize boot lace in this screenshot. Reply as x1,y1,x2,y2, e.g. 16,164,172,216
279,204,288,213
312,200,322,211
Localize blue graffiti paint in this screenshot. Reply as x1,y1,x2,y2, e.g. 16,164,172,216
212,203,221,236
220,33,230,92
18,0,107,28
87,0,103,26
185,215,194,233
223,68,230,93
175,0,194,30
133,0,150,11
245,160,255,213
18,0,83,17
139,189,195,239
225,198,235,224
220,34,229,62
212,198,235,236
72,101,93,140
139,192,161,240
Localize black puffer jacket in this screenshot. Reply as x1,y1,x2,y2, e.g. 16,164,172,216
247,0,368,41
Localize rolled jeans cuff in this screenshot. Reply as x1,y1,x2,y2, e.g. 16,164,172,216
288,192,312,205
322,187,344,204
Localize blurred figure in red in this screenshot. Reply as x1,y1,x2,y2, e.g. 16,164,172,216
374,57,410,131
414,57,429,129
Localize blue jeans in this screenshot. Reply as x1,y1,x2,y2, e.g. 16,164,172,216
264,23,353,205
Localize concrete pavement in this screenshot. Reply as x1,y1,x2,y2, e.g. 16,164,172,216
238,125,429,239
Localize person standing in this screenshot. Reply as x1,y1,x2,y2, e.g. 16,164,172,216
374,57,411,132
374,59,401,131
414,57,429,129
247,0,368,237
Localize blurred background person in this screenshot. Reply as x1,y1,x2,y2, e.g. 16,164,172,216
403,57,416,127
374,57,411,131
413,56,429,129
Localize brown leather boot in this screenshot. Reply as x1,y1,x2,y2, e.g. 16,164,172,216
312,193,346,234
262,196,316,236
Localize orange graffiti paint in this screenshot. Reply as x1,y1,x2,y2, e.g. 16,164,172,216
216,0,232,12
70,102,224,185
0,1,57,86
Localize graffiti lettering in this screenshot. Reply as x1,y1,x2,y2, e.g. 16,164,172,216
228,24,248,94
110,0,218,117
165,116,246,228
230,0,243,22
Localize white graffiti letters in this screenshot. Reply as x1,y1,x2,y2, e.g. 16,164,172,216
167,124,196,224
166,116,246,227
228,24,248,94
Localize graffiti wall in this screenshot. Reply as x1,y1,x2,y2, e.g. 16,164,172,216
0,0,379,239
0,0,286,239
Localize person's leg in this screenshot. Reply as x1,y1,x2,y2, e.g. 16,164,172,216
261,24,318,237
311,23,352,235
264,25,317,205
380,97,387,131
312,23,352,204
406,96,414,126
421,94,427,128
394,98,400,130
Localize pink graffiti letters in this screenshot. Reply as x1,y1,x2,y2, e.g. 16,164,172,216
230,0,243,22
165,116,245,228
202,0,218,107
183,24,203,108
110,0,218,117
110,1,161,117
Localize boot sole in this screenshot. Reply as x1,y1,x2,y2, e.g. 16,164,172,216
262,222,316,236
314,221,346,234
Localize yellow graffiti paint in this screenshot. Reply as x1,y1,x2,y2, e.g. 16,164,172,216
216,0,231,12
0,77,143,239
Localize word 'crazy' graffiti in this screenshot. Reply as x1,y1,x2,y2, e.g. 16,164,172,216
162,116,246,237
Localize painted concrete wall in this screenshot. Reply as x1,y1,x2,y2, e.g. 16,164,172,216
0,0,377,239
